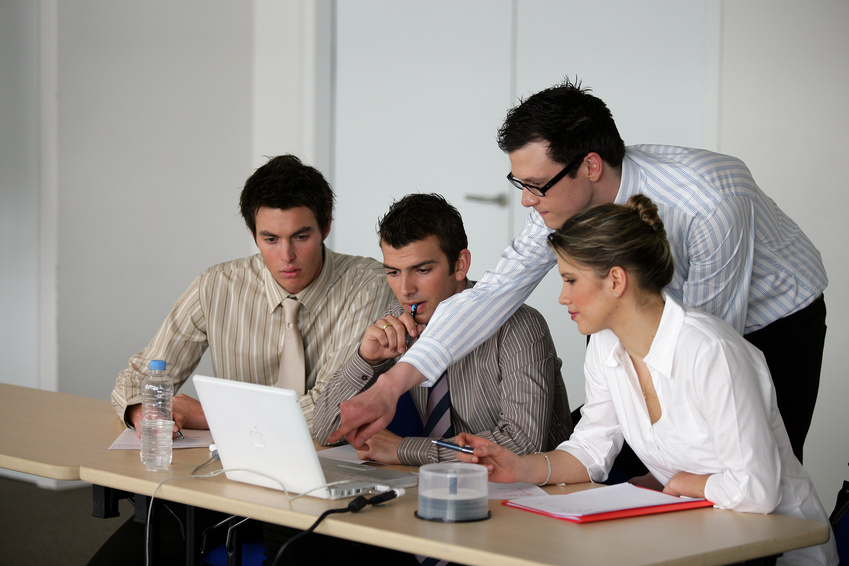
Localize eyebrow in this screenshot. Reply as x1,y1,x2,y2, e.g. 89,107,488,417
258,225,314,239
382,259,439,272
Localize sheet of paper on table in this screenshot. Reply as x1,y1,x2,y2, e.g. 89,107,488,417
487,482,547,499
109,427,213,450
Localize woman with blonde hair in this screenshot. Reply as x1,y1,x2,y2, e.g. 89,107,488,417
458,194,837,565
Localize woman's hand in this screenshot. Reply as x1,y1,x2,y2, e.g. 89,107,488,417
454,433,529,484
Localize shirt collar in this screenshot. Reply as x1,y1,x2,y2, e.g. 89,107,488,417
642,293,685,379
613,150,640,204
602,292,684,381
261,246,337,314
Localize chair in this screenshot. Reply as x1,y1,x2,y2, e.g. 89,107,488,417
829,471,849,565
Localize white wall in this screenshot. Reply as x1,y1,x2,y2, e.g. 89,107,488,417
0,1,325,401
0,1,40,387
53,2,256,400
718,0,849,518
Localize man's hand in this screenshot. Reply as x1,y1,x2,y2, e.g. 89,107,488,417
359,314,423,365
328,362,426,447
355,429,403,465
172,394,207,430
127,394,208,438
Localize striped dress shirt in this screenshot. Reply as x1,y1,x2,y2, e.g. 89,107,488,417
402,145,828,384
313,284,573,465
111,248,394,432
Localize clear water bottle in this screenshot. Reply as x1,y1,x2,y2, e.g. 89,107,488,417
140,359,173,471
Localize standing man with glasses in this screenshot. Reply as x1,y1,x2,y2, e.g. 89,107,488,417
330,78,828,473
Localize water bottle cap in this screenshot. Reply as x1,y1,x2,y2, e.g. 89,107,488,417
149,360,167,371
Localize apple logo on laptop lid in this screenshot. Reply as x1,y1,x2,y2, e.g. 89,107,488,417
250,427,266,448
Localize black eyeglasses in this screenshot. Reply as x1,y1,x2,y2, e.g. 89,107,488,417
506,154,586,197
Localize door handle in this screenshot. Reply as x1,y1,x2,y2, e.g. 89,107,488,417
464,193,509,207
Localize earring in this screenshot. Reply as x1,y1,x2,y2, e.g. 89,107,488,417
614,292,620,297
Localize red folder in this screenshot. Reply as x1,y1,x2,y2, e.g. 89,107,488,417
502,483,714,523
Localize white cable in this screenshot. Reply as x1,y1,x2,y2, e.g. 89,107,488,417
142,468,390,565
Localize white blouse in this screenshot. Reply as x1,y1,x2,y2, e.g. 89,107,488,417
558,295,837,565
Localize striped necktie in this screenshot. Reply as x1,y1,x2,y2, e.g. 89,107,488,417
422,372,452,438
417,372,452,566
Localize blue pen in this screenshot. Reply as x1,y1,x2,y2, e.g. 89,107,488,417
406,303,419,347
431,439,474,454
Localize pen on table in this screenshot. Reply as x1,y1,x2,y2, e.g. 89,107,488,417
431,439,474,454
156,407,183,438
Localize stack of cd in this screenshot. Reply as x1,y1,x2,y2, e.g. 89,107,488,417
416,462,490,522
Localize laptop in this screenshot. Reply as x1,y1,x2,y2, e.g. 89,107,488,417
193,375,418,499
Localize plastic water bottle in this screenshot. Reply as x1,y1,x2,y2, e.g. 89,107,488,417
140,359,173,471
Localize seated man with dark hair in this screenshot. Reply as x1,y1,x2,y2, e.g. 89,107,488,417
110,154,394,436
313,193,572,465
96,154,395,566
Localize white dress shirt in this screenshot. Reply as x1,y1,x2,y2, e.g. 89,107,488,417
558,296,837,566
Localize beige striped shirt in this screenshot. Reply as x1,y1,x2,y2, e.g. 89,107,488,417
111,248,394,432
313,283,573,465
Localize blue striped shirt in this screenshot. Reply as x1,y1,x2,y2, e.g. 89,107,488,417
403,145,827,384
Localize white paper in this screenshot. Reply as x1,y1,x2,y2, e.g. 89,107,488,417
317,444,371,464
487,482,547,500
109,427,214,450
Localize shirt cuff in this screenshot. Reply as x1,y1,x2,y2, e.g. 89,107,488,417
345,352,394,388
397,436,437,466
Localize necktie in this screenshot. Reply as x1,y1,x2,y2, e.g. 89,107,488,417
422,372,452,438
275,297,305,394
417,372,452,566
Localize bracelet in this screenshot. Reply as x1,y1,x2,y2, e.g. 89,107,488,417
536,451,551,486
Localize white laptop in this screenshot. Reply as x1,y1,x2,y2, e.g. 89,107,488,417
193,375,417,499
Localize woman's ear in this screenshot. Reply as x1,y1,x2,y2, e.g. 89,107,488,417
608,266,628,297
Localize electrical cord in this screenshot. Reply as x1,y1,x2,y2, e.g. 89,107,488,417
142,468,403,566
191,450,220,474
270,488,406,566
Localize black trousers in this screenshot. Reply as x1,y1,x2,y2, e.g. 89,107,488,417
744,294,827,464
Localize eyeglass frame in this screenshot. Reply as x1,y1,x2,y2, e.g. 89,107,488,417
506,154,587,197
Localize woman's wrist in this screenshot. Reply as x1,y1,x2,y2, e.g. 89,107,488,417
536,452,552,486
519,452,551,485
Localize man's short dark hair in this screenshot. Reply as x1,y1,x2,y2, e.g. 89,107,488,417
497,77,626,175
239,154,335,236
377,193,468,271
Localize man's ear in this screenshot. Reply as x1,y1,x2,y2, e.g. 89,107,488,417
585,152,604,183
322,217,333,240
454,249,472,281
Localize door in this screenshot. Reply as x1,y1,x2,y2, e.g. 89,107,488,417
331,0,718,408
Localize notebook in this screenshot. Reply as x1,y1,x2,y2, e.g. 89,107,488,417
193,375,418,499
503,482,713,523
